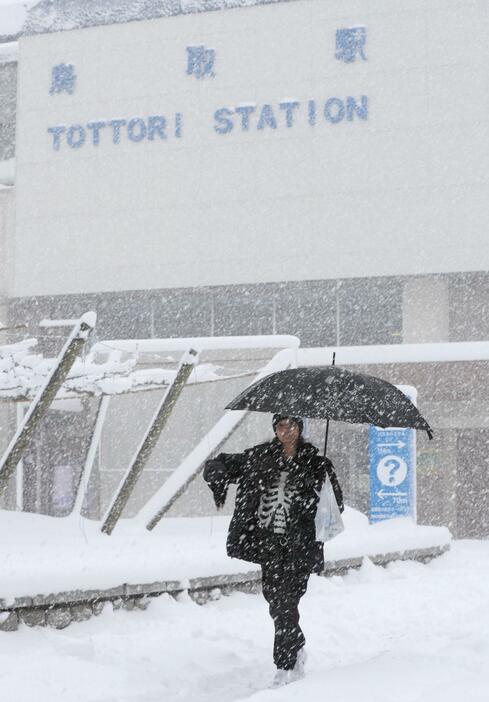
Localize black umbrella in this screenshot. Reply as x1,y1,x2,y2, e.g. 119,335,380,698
226,365,433,444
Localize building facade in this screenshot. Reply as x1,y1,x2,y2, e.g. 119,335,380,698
1,0,489,535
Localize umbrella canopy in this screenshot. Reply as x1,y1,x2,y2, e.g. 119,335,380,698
226,366,433,438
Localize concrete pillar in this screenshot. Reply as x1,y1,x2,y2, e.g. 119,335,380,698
0,187,15,509
402,277,449,343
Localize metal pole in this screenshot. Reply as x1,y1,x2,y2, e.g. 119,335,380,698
0,312,97,498
144,449,229,533
101,348,198,535
15,403,25,510
143,346,297,531
323,351,336,457
71,395,110,517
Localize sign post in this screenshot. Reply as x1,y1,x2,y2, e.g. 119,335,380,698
369,385,417,523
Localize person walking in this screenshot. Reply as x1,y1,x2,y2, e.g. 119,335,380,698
203,414,344,686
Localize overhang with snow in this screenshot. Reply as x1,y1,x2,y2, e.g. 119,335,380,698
298,341,489,367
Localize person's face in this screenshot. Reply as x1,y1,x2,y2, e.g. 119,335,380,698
275,418,301,445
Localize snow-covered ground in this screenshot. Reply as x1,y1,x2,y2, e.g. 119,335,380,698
0,508,450,602
0,540,487,702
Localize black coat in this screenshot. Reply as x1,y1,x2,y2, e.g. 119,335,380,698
204,439,343,575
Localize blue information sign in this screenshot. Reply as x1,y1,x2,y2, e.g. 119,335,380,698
369,386,417,523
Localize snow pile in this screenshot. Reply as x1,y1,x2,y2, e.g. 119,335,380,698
246,542,489,702
23,0,295,36
0,336,250,400
1,541,487,702
0,339,152,399
324,509,450,562
0,507,450,602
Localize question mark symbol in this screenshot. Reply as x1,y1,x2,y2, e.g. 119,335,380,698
386,459,401,484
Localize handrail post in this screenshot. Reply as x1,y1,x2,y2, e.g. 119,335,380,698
143,346,296,531
71,394,111,517
101,348,198,535
0,311,97,498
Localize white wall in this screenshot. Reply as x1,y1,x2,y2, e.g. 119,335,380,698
12,0,489,297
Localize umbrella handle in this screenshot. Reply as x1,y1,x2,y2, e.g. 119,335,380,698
323,352,336,456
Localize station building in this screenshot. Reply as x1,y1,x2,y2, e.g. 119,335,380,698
1,0,489,536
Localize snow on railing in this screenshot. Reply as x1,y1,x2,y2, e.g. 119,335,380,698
0,330,300,531
0,335,286,401
93,335,300,355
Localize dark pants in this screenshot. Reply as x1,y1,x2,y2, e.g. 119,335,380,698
261,550,310,670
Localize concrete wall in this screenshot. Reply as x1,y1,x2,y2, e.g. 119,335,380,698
12,0,489,298
402,277,449,344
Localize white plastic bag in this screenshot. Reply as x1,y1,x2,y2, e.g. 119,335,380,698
314,476,345,542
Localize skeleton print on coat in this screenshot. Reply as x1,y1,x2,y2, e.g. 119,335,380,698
257,458,299,535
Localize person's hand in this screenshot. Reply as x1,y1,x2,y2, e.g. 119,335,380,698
203,459,226,483
203,459,228,508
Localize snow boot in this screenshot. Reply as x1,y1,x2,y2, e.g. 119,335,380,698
288,647,307,682
271,649,307,687
271,669,290,687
